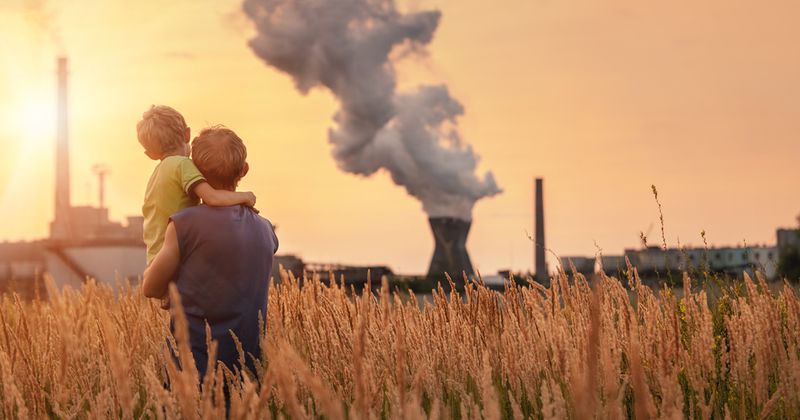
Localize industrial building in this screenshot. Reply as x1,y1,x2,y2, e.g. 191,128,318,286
0,240,46,298
614,244,778,279
555,236,785,282
555,232,790,281
544,242,783,282
0,57,146,296
516,177,792,283
45,57,147,292
558,256,596,276
300,262,393,289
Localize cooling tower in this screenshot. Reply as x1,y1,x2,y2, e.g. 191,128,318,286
426,217,474,280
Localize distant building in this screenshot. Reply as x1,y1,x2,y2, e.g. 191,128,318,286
303,262,394,287
777,228,800,250
45,207,146,292
1,213,146,295
45,237,146,292
619,245,779,279
271,254,305,280
0,241,45,298
599,255,627,276
559,256,596,276
52,206,143,241
497,269,534,283
268,255,395,290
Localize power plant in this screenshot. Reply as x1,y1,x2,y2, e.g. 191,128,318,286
0,57,145,297
44,57,145,291
47,57,143,243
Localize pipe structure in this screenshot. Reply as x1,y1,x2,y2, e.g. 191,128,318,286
534,178,547,283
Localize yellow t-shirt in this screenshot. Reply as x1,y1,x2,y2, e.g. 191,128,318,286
142,155,205,264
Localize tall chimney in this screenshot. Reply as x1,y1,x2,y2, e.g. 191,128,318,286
534,178,547,282
426,217,474,284
51,56,71,239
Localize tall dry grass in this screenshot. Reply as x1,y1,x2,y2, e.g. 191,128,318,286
0,266,797,419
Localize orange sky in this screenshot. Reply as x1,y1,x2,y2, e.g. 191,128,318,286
0,0,798,275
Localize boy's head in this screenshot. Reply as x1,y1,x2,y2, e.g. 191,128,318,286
191,125,249,191
136,105,190,160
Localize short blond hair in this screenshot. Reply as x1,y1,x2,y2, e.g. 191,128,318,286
136,105,187,155
191,126,248,189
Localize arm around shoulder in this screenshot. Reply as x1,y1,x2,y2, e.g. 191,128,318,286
193,182,256,208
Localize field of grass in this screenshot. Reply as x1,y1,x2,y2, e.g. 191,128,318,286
0,267,798,419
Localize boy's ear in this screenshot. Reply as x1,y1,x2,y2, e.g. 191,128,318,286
184,127,191,143
241,162,249,178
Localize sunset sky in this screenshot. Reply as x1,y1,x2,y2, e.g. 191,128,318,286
0,0,798,275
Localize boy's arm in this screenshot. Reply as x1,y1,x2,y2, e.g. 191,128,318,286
142,222,180,299
193,182,256,208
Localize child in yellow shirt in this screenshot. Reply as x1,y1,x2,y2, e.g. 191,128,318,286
137,105,256,265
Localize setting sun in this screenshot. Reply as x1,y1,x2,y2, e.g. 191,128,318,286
11,94,56,145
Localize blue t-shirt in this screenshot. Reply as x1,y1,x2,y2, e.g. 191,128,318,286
169,204,278,378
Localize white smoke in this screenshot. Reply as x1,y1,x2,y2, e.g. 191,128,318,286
243,0,501,220
23,0,63,50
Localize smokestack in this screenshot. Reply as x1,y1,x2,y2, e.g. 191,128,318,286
426,217,474,282
93,165,109,210
534,178,547,282
51,56,71,239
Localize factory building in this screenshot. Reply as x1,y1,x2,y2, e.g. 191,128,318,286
554,242,780,281
0,241,45,298
558,256,596,276
517,177,788,283
621,245,779,279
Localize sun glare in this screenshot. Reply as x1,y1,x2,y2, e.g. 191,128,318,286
13,95,56,144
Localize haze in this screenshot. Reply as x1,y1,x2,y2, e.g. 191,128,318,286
0,0,798,274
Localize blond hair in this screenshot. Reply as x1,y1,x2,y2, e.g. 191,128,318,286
191,126,247,189
136,105,188,156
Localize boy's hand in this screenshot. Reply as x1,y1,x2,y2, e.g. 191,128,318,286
244,191,257,208
160,296,171,310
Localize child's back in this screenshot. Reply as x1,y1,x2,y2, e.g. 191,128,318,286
142,155,204,263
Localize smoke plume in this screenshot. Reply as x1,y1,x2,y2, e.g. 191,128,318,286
243,0,501,220
23,0,63,50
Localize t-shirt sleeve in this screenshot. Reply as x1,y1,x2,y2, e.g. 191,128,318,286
265,218,279,254
178,158,205,196
168,215,187,262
